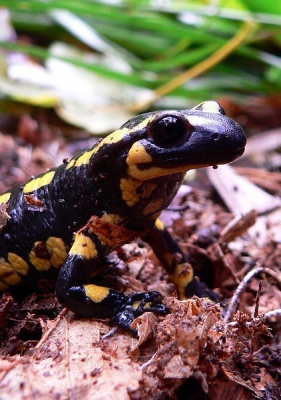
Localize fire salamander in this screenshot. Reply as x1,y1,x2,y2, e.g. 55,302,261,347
0,101,246,333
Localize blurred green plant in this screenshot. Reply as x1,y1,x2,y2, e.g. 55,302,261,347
0,0,281,132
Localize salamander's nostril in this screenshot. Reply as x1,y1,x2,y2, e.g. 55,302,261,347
212,132,220,141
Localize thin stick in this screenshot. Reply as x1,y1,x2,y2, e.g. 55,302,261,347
265,308,281,319
224,266,280,322
32,307,68,359
253,281,263,318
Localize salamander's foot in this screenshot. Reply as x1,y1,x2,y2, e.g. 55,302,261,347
111,291,169,333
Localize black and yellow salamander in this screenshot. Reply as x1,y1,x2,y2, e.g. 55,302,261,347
0,101,246,333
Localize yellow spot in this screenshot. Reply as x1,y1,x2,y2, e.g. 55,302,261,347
66,158,76,169
155,218,165,231
126,142,153,171
23,171,55,194
101,214,122,224
46,237,68,268
132,301,141,311
120,177,142,207
84,284,109,303
193,100,222,114
69,234,97,260
0,259,21,285
96,128,129,151
120,178,157,207
0,192,11,204
125,116,154,132
29,242,52,271
75,149,95,167
8,253,29,275
171,263,194,300
66,128,129,170
0,281,8,291
66,150,95,170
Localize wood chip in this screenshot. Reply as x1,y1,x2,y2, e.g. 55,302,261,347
208,165,281,245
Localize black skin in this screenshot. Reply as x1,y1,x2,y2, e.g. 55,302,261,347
0,102,246,334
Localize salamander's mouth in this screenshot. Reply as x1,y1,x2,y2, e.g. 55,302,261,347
154,139,246,170
127,139,246,180
168,145,245,165
228,145,246,159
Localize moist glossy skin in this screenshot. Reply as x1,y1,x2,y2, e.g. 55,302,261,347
0,101,246,333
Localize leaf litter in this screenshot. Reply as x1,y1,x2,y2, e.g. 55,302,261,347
0,100,281,399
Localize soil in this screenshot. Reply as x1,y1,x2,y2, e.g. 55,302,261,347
0,99,280,400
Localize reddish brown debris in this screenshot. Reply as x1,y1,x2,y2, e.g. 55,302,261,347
0,99,281,399
133,297,273,399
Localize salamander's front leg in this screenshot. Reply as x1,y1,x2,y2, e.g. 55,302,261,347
56,230,168,333
143,219,218,301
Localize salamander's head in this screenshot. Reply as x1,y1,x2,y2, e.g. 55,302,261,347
88,100,246,183
84,101,246,219
122,100,246,180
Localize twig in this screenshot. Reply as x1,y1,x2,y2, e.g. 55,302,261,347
0,359,20,383
224,266,281,322
32,307,68,359
264,308,281,320
254,281,263,318
220,210,257,243
140,351,157,370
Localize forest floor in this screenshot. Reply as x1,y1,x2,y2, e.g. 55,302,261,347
0,97,280,400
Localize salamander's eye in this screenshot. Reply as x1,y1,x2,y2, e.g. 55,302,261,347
149,114,192,147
